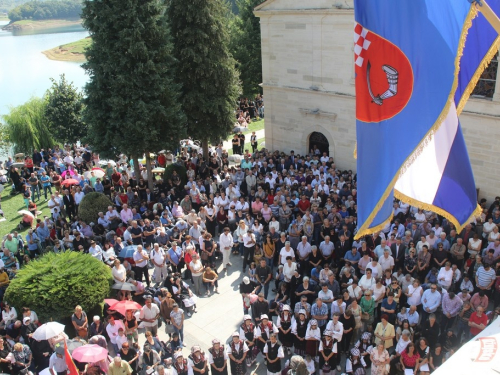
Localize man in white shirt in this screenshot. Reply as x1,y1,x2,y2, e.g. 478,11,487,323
74,187,85,207
89,240,103,261
106,316,125,354
379,249,395,273
297,236,312,272
325,312,344,371
49,345,68,375
133,245,150,287
219,227,233,270
151,243,167,282
139,296,160,336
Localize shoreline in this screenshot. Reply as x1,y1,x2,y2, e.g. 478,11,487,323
1,18,82,31
42,37,90,63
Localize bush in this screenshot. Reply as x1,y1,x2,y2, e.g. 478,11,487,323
78,192,113,224
5,251,113,322
163,164,187,186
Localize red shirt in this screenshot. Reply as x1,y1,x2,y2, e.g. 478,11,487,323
297,199,311,213
469,312,488,336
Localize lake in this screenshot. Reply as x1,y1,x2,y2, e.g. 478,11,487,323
0,20,89,118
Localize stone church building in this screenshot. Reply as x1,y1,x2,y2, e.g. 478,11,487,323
254,0,500,202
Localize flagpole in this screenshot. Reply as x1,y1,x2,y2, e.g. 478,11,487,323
472,0,500,35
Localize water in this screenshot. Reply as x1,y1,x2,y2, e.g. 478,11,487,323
0,20,89,117
0,20,89,159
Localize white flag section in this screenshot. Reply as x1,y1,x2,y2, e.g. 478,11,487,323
434,316,500,375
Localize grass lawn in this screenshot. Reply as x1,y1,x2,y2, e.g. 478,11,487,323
59,37,91,54
242,119,265,134
0,186,51,237
227,137,265,156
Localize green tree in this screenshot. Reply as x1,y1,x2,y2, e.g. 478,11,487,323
231,0,264,97
77,192,113,224
5,251,112,322
45,74,86,144
0,122,12,156
167,0,241,157
81,0,185,188
2,97,55,153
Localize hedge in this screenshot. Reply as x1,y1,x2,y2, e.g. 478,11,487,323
5,251,113,322
78,192,113,224
163,164,187,187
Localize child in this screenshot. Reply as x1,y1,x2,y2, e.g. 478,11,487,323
170,332,183,352
345,348,366,374
248,262,257,283
304,354,315,375
116,327,128,351
397,306,408,326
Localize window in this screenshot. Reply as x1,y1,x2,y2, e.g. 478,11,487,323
471,53,498,99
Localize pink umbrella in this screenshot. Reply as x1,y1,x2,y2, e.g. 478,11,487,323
61,170,76,178
108,300,142,315
61,179,79,187
72,344,108,363
104,298,119,306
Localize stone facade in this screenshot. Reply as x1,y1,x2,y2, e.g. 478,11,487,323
255,0,500,202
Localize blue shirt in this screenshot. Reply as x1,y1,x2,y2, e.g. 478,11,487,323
311,303,328,327
345,251,361,263
421,289,441,312
36,226,50,241
26,233,39,251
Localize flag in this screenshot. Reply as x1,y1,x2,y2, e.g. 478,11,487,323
354,0,499,239
64,339,79,375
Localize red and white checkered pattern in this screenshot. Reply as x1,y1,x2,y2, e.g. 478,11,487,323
354,23,371,67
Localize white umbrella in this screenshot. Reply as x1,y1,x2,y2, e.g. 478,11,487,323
151,167,165,173
32,322,66,340
99,160,116,167
18,210,34,219
0,170,6,176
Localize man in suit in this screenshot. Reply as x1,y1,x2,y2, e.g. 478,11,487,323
409,223,422,244
145,188,156,206
335,234,351,268
390,237,406,270
63,189,76,220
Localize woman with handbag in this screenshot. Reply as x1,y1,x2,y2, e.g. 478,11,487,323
71,305,88,339
360,291,375,331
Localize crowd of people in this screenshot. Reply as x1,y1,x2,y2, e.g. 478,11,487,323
0,131,499,375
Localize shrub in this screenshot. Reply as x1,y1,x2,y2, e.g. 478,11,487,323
163,164,187,187
78,192,113,224
5,251,112,322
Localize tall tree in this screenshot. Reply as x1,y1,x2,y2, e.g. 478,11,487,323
45,74,86,144
2,97,55,153
167,0,240,157
231,0,263,97
81,0,185,187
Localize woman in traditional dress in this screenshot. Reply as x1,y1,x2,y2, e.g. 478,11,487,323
305,319,321,362
239,315,258,367
255,314,279,354
173,351,188,375
208,339,228,375
276,305,294,355
291,309,309,356
188,346,208,375
227,332,249,375
264,333,284,375
318,330,336,375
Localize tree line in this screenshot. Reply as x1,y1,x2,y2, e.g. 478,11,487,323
2,0,265,189
8,0,81,21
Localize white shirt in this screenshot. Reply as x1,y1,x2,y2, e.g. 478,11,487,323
263,341,284,357
89,245,103,261
106,320,125,344
225,341,249,355
112,265,127,283
379,255,395,271
2,308,17,324
105,209,120,221
438,267,453,288
283,262,297,282
133,250,149,268
208,347,228,364
151,247,166,265
219,233,234,251
74,191,85,205
243,233,256,248
139,304,160,327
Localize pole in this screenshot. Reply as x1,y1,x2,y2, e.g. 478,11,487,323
473,0,500,35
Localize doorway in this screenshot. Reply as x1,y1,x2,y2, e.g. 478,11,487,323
308,131,330,155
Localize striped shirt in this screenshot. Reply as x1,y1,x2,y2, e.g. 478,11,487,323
476,266,496,288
